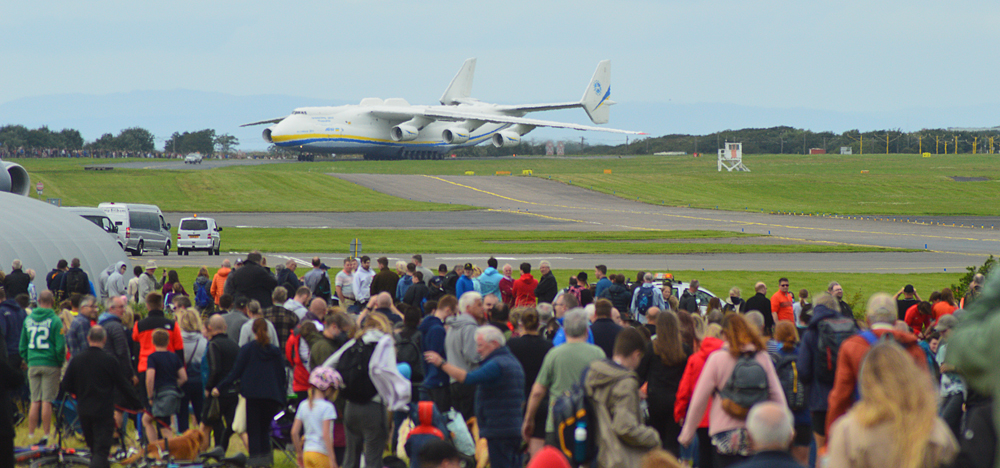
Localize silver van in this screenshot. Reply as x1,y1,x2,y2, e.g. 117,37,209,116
176,216,222,255
62,206,126,251
98,202,173,256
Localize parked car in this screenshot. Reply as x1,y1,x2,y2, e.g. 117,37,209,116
62,206,126,250
184,153,204,164
98,202,172,256
176,216,222,255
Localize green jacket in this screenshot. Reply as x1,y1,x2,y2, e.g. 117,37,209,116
19,307,65,368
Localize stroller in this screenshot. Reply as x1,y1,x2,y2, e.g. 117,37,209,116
52,394,84,442
269,398,300,465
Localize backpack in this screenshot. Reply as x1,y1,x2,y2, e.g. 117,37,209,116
194,281,212,309
64,269,88,295
335,339,378,403
394,331,425,385
551,367,598,465
718,352,770,419
568,285,584,304
634,286,654,317
770,352,806,412
814,316,858,384
313,272,332,302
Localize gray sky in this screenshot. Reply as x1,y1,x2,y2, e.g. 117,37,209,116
2,0,998,147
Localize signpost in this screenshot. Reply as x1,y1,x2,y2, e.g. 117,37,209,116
36,182,44,197
350,239,362,258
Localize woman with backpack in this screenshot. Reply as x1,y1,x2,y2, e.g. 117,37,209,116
772,321,810,465
193,267,214,315
162,270,187,305
678,314,786,468
636,311,689,456
825,341,957,468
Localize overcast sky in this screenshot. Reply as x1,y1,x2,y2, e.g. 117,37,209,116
2,0,998,141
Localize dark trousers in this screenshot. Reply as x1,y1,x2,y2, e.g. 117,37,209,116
0,432,13,468
450,383,475,422
713,450,747,468
421,385,451,414
940,392,965,440
207,395,238,450
487,437,522,468
177,380,204,433
245,398,281,467
696,427,714,468
80,414,114,468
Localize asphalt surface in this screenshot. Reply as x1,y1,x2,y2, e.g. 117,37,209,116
152,173,1000,273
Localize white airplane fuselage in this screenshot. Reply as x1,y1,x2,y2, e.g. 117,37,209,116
265,103,514,158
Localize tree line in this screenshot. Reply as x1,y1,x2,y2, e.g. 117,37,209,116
0,125,239,155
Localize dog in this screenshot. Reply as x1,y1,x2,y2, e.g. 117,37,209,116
121,427,209,464
466,417,490,468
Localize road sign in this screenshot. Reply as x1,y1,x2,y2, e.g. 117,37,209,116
36,182,43,196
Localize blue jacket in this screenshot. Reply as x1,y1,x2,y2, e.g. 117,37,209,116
594,277,612,298
396,275,413,301
0,299,25,357
418,315,448,388
478,268,503,300
464,346,525,439
552,316,595,346
455,275,475,299
797,304,841,411
730,450,805,468
217,341,287,404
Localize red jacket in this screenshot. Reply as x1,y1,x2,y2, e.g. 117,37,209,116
512,273,538,307
286,330,310,393
904,304,934,335
674,336,724,428
825,327,928,436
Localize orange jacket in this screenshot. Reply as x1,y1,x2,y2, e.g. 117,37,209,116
131,310,185,373
825,327,927,436
210,267,231,306
771,291,794,322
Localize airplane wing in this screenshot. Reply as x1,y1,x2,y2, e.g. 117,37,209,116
371,107,645,135
240,117,285,127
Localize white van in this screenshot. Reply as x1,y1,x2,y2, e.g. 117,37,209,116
62,206,126,250
98,202,173,256
176,216,222,255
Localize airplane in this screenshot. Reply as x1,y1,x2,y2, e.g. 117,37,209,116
242,59,644,160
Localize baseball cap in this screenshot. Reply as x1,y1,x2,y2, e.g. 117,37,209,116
464,263,473,270
936,314,958,332
145,260,157,270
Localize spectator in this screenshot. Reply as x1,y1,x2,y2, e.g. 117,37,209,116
935,314,964,439
723,287,745,314
499,264,515,307
770,278,794,325
0,288,26,368
425,326,526,468
203,315,240,450
370,257,400,300
444,292,485,420
213,318,288,467
175,309,207,433
0,326,23,468
637,311,689,456
291,368,341,468
534,261,558,305
662,282,680,313
894,284,921,321
576,272,594,307
904,301,935,338
586,327,662,467
19,290,64,445
59,257,94,300
594,264,612,298
137,261,166,306
45,259,68,293
479,257,503,301
411,255,434,287
599,274,633,318
522,308,605,446
335,257,356,310
675,312,726,468
796,292,849,450
827,282,853,318
705,297,723,317
826,342,957,468
506,308,553,460
731,402,804,468
238,300,279,347
143,329,187,443
350,256,374,305
309,312,352,369
418,297,455,412
933,288,958,321
127,265,144,304
2,260,29,299
221,295,249,344
512,263,539,307
678,279,700,313
106,262,128,299
632,273,667,324
591,299,623,358
361,292,403,325
225,251,278,308
161,270,188,304
825,293,928,436
285,286,311,321
771,322,810,465
276,260,301,295
97,296,137,428
402,271,431,313
961,273,985,309
192,267,214,314
304,257,333,304
745,282,772,334
263,287,299,347
678,314,786,467
210,259,232,307
66,294,97,359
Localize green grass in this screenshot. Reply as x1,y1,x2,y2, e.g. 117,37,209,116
17,153,1000,215
16,158,473,212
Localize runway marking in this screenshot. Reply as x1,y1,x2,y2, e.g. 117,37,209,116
421,175,1000,249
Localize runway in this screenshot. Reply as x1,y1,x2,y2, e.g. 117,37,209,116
156,173,1000,273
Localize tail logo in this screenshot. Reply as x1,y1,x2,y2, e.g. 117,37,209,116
593,81,602,95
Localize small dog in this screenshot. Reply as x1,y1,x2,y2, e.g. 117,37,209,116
121,428,209,464
466,417,490,468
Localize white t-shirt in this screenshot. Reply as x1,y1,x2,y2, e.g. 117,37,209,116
335,270,354,299
295,398,337,454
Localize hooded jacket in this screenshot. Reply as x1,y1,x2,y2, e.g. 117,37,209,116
97,264,116,299
396,274,413,301
217,340,287,404
419,315,448,388
585,359,661,468
106,262,128,298
19,307,65,368
210,267,231,306
599,282,633,316
512,273,538,307
0,298,26,358
478,267,503,300
675,336,724,428
445,313,481,380
825,325,927,435
796,304,845,411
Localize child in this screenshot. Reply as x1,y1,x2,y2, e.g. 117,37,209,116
144,328,187,443
292,367,341,468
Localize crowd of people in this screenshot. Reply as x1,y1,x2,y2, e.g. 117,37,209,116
0,253,995,468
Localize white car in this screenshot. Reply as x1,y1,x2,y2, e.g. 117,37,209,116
184,153,204,164
640,274,718,314
176,216,222,255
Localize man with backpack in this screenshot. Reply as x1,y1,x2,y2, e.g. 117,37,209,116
425,326,525,468
796,293,855,449
824,293,928,436
630,273,666,324
584,327,661,468
59,258,93,300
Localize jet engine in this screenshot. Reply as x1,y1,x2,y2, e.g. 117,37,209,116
491,131,521,148
442,127,471,144
0,158,30,196
391,124,420,142
262,127,274,144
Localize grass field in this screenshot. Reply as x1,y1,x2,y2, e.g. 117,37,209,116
214,228,908,254
15,153,1000,215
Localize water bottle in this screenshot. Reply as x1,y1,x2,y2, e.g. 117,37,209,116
574,421,587,462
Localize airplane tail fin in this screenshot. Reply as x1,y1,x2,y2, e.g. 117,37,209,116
580,60,613,124
440,58,476,105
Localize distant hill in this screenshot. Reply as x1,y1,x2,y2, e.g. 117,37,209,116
1,90,997,151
